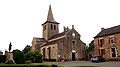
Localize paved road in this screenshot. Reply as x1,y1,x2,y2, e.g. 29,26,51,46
57,61,120,67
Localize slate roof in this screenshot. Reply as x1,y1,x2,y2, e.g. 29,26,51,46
48,31,66,40
42,21,59,26
42,5,59,26
33,37,46,42
94,25,120,38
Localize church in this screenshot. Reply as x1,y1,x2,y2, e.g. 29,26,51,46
32,5,86,61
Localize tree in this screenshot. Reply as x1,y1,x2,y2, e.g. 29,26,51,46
0,55,5,63
12,49,26,64
0,50,3,55
26,50,42,63
22,45,31,54
86,40,94,53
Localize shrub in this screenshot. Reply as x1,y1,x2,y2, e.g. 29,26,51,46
43,59,56,61
5,60,14,64
25,60,32,64
51,64,58,67
12,49,26,64
26,51,42,63
0,55,6,63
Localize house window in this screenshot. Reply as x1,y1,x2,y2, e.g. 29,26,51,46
54,25,56,30
109,36,116,44
100,49,105,56
111,37,114,43
111,47,117,58
51,24,53,30
98,38,104,47
99,49,105,56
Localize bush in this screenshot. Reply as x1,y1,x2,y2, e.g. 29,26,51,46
0,55,6,63
43,59,56,61
25,60,32,64
5,60,14,64
26,51,42,63
51,64,58,67
13,49,26,64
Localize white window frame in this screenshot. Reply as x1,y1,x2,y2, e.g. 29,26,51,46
98,38,104,46
110,47,117,58
109,36,115,44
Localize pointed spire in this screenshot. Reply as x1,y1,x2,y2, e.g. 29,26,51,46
47,5,56,22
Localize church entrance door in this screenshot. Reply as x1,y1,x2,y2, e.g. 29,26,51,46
72,52,75,61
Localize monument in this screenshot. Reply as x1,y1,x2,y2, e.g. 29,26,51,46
5,42,15,63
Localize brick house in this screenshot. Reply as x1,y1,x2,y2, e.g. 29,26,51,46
94,25,120,60
32,5,86,61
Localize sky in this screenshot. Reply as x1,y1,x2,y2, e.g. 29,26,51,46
0,0,120,53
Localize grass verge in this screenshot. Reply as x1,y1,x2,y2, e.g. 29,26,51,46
0,64,54,67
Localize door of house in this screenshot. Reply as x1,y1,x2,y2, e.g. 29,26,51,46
111,47,116,57
72,52,75,61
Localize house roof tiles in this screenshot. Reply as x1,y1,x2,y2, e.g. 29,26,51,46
94,25,120,38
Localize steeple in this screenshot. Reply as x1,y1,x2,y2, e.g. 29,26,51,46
42,5,59,40
47,5,56,22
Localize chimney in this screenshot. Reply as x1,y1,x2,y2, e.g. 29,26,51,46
101,27,105,31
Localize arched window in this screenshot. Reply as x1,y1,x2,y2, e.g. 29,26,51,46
51,24,53,30
54,25,56,30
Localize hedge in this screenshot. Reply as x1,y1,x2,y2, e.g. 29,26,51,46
0,55,6,63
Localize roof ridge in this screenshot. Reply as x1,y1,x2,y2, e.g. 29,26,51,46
105,25,120,30
94,25,120,38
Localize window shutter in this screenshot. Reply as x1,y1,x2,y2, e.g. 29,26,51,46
114,36,116,44
103,38,104,45
98,39,99,45
104,49,105,55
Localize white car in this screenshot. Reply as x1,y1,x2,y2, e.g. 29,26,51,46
91,56,105,62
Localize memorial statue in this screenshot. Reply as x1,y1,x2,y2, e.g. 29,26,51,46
9,42,12,52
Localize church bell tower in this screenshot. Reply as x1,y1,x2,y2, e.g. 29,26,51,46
42,5,59,40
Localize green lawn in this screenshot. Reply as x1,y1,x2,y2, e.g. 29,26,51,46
0,64,51,67
0,64,98,67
